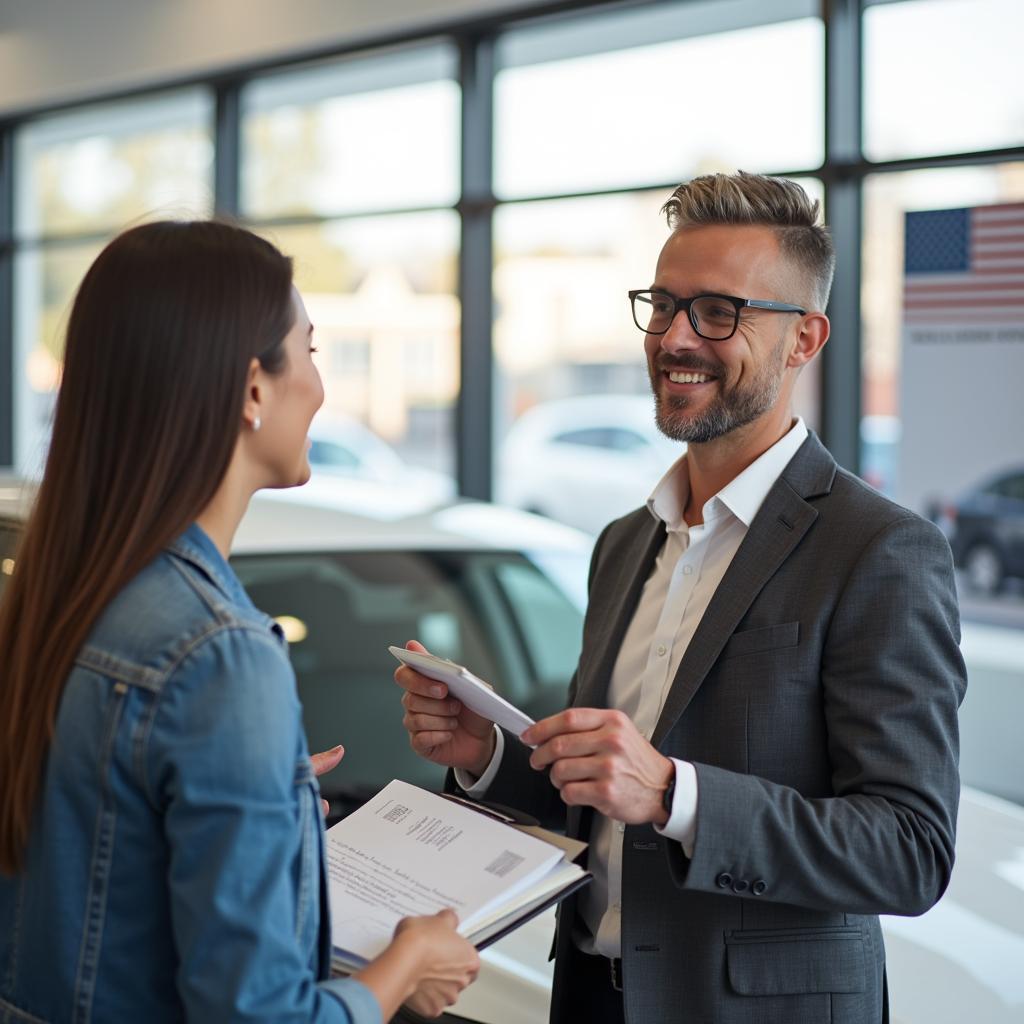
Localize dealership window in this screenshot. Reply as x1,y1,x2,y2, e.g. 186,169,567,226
491,0,825,533
10,89,214,474
863,0,1024,162
240,44,460,482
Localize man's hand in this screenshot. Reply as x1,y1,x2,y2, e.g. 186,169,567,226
311,744,344,816
394,641,496,775
523,708,674,825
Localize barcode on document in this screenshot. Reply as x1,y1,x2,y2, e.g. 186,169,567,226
484,850,525,878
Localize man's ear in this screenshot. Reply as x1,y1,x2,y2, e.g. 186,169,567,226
788,312,829,369
241,356,263,431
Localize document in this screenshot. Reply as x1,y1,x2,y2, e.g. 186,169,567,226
388,645,535,740
327,779,589,971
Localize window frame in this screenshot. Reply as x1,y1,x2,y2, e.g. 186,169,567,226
2,0,1021,489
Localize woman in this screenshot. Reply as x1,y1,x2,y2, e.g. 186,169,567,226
0,221,479,1022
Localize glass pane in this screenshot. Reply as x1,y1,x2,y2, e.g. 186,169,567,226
864,0,1024,162
494,185,823,534
861,164,1024,820
261,211,459,482
496,6,822,198
14,90,214,238
13,242,104,475
230,549,585,807
241,45,459,219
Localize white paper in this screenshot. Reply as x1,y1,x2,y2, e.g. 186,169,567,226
389,645,536,740
326,779,564,964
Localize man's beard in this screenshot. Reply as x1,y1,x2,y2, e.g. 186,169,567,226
650,335,786,443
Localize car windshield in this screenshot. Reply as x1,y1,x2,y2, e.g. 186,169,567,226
230,548,585,813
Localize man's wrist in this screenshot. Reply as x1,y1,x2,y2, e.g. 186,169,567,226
467,729,498,778
651,755,675,826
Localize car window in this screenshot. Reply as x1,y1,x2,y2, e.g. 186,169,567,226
491,561,583,721
230,549,585,814
308,439,361,470
993,473,1024,502
552,428,612,449
605,428,651,452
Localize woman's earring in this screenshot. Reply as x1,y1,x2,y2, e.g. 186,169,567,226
252,415,261,432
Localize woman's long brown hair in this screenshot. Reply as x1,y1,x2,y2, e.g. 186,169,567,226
0,221,294,874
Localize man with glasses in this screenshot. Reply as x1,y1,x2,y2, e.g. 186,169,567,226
396,171,965,1024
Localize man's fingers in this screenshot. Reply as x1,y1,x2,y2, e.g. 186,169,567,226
522,707,616,747
410,729,453,753
402,692,461,716
394,665,450,700
404,711,461,733
310,744,345,776
548,755,605,788
529,729,605,770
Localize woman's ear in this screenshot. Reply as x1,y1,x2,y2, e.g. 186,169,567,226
241,356,263,431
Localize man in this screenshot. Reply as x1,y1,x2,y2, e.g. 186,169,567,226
395,171,966,1024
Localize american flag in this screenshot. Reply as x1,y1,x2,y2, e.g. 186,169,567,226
902,202,1024,324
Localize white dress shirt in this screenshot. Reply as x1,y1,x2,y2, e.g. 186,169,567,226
460,418,809,959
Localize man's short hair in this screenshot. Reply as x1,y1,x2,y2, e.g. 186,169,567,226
662,171,836,311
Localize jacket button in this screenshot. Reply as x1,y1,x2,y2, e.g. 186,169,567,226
752,879,767,896
715,872,732,888
732,878,749,894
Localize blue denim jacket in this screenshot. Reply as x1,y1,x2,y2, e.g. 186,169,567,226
0,524,381,1024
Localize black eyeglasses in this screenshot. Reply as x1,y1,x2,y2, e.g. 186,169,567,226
628,289,806,341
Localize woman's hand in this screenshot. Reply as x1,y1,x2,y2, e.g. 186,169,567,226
395,909,480,1017
355,908,479,1020
310,744,344,816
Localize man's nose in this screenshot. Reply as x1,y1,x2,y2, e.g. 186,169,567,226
658,309,705,355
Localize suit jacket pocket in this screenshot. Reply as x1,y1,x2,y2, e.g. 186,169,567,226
725,926,866,995
720,621,800,660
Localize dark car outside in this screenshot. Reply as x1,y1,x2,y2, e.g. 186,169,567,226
934,467,1024,596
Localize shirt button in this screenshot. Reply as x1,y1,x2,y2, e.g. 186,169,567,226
613,902,621,912
657,644,667,657
617,823,626,833
683,565,693,576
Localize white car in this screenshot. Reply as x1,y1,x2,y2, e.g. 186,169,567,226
3,480,1022,1024
498,394,684,535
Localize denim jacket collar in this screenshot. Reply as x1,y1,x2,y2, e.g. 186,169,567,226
167,522,256,613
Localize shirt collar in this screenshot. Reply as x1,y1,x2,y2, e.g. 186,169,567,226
167,522,255,610
648,418,808,531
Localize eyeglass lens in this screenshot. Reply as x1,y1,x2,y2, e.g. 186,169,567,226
633,292,738,339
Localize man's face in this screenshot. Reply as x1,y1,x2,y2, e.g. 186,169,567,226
645,224,801,444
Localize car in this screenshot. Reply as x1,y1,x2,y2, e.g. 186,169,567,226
0,475,589,1024
4,477,1024,1024
932,466,1024,595
497,394,683,535
308,414,455,505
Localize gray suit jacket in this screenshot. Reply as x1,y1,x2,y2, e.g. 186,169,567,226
475,432,966,1024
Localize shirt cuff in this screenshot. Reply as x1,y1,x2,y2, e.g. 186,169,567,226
653,758,698,858
452,726,505,796
322,976,384,1024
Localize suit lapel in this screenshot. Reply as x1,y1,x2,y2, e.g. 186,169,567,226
650,434,835,749
573,512,665,710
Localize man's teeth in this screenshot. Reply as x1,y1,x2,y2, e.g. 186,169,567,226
668,371,712,384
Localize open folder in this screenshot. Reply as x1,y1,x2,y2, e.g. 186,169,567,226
327,779,591,973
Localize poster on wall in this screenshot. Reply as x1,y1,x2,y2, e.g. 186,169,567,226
899,202,1024,610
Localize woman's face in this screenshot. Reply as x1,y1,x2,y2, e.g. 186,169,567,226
259,287,324,489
